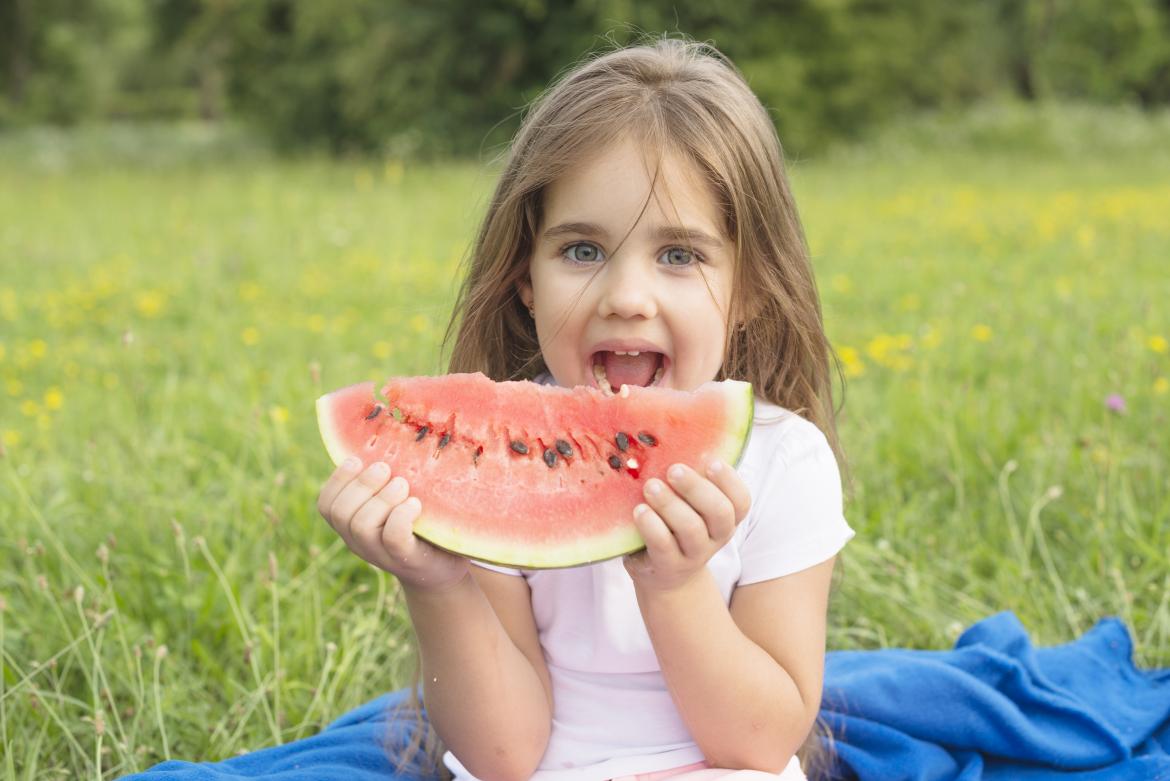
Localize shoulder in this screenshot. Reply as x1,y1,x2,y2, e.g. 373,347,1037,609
740,398,835,478
732,398,853,584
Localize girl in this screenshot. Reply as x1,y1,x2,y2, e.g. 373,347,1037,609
317,36,854,781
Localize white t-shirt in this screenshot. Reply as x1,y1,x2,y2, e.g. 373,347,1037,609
443,385,855,781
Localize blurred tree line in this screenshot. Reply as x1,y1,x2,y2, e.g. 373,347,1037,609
2,0,1169,157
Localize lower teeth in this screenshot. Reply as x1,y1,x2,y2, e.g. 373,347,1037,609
592,364,614,396
592,362,664,394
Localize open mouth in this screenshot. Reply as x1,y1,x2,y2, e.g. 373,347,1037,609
590,350,666,396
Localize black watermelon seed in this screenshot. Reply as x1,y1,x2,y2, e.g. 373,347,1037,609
608,455,622,470
637,432,657,447
510,440,529,455
365,405,382,420
543,449,557,468
555,439,573,458
438,433,451,449
415,426,430,441
615,432,630,452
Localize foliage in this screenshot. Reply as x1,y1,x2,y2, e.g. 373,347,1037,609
2,0,1170,156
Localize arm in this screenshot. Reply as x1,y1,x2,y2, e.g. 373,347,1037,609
405,568,552,781
634,558,835,770
317,460,551,781
625,458,836,770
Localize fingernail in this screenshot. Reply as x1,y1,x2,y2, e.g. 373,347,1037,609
369,462,388,476
633,503,649,517
667,465,684,482
646,480,662,496
707,459,723,475
343,456,361,470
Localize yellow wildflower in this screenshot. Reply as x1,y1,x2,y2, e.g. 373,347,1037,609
837,346,865,378
239,282,263,302
270,405,289,425
2,430,20,447
972,324,993,342
135,290,166,318
307,314,326,333
865,333,914,371
6,379,23,396
28,339,47,359
1155,377,1169,395
830,274,852,295
372,340,393,360
1148,335,1168,354
43,387,63,411
20,399,39,417
241,326,261,346
410,314,430,334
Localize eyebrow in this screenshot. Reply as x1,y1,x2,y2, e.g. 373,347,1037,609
541,221,725,249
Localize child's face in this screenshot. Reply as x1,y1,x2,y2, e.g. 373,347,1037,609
520,137,735,394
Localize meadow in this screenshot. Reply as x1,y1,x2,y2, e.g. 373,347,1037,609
1,106,1169,778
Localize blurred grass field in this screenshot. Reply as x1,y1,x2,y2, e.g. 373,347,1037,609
2,105,1169,778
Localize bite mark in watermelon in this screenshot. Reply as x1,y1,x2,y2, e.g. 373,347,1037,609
316,372,753,569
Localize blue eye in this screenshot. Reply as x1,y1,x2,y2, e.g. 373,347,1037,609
661,247,700,266
563,242,601,264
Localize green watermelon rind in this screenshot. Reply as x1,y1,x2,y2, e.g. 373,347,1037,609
315,378,755,570
412,380,754,569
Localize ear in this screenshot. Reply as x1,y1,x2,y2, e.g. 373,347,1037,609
732,289,763,330
516,277,533,310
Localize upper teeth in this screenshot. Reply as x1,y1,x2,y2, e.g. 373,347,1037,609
613,350,641,356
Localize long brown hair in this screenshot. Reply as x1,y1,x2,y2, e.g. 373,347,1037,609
393,33,846,778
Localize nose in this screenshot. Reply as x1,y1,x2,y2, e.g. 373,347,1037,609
596,254,658,320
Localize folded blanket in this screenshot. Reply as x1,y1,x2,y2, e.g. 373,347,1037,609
821,611,1170,780
120,612,1170,781
122,689,422,780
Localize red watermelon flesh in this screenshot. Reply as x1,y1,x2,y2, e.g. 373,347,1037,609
316,372,753,569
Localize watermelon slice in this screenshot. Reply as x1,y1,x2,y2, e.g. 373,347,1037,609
316,372,753,569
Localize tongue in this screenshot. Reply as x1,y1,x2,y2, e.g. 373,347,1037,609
602,352,658,388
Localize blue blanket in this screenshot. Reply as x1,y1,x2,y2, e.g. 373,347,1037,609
122,612,1170,781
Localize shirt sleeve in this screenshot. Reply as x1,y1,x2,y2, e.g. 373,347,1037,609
736,418,855,585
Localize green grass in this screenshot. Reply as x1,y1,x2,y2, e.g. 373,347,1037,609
2,106,1169,777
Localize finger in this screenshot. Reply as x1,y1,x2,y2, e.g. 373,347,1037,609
329,461,392,526
643,477,709,559
381,496,423,561
634,495,693,562
348,476,411,554
316,456,365,521
664,464,737,544
703,458,752,523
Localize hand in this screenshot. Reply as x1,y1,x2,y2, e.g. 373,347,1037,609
316,457,469,592
624,459,751,593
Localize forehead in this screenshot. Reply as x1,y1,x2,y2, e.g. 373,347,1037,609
541,137,727,242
